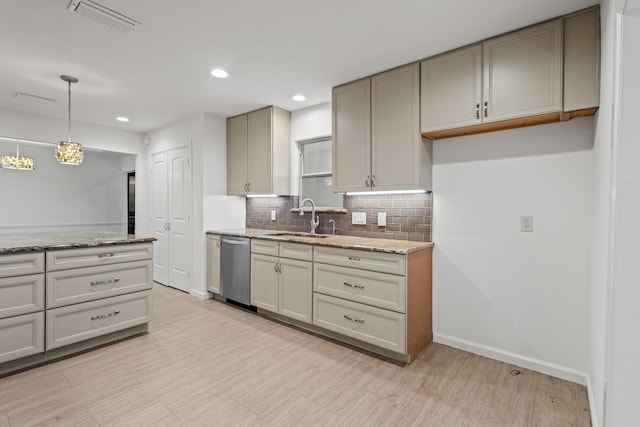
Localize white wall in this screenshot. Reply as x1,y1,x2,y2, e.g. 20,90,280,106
290,103,332,194
0,107,144,233
0,107,145,155
605,8,640,427
145,113,243,299
202,113,246,231
432,117,594,383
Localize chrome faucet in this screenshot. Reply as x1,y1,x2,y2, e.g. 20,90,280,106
299,198,320,234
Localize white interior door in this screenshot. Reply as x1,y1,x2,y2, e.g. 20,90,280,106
167,148,191,292
151,152,169,285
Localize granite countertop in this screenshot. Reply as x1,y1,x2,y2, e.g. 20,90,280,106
206,228,433,254
0,231,156,255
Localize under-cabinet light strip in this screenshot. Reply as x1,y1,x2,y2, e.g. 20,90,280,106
346,189,428,196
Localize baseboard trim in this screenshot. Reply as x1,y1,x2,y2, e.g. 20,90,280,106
190,289,211,300
586,374,599,427
433,332,588,385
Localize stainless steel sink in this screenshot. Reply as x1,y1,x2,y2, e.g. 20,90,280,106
267,232,330,238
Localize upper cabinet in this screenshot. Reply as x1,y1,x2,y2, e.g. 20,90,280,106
420,45,482,133
421,7,599,139
332,78,371,193
483,19,563,123
227,106,291,196
333,63,432,193
421,19,563,135
563,7,600,113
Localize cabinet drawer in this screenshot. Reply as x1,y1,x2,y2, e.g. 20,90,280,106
46,260,153,308
313,294,405,354
46,291,152,350
251,239,279,256
314,263,406,313
46,243,153,271
314,246,406,275
0,274,45,319
0,312,44,364
0,252,44,278
279,242,313,261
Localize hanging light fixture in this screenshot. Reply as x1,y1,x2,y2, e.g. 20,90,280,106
55,75,84,165
0,139,35,170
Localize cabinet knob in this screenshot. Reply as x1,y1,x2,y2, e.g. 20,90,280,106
476,103,480,119
365,176,370,187
484,101,488,118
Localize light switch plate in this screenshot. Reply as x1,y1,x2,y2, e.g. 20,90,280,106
378,212,387,226
271,210,276,221
520,215,533,232
352,212,366,225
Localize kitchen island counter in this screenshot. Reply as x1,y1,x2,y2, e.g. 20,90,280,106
0,231,156,255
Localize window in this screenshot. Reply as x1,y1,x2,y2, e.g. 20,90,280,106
298,136,343,209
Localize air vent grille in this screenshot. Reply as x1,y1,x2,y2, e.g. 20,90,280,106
67,0,141,33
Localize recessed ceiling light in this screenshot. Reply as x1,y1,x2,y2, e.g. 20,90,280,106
292,94,306,102
116,116,129,122
210,69,229,79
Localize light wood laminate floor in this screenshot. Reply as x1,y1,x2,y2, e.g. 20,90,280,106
0,284,591,426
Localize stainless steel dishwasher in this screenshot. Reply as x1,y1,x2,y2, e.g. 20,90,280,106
220,236,251,306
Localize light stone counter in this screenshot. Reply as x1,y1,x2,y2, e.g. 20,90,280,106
206,228,432,254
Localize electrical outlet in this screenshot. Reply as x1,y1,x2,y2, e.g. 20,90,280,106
271,210,276,221
352,212,366,225
378,212,387,226
520,215,534,232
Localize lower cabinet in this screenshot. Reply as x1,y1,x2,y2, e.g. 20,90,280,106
0,312,44,364
0,243,153,373
313,245,432,362
206,234,221,294
313,293,405,353
251,240,313,324
0,252,45,364
46,290,153,350
243,236,433,363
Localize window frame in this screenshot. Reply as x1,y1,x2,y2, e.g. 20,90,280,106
297,135,344,210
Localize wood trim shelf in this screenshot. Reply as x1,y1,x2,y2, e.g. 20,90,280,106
421,107,598,140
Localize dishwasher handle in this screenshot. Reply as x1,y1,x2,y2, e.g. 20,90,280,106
222,238,250,245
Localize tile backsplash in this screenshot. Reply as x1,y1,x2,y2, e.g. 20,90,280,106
246,193,432,242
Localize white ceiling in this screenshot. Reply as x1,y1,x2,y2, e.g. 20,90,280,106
0,0,598,133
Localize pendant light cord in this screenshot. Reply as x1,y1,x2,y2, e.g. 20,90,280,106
67,80,72,142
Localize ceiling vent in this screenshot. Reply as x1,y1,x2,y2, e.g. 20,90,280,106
66,0,141,33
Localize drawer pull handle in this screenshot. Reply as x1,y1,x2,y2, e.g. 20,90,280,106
344,314,365,324
90,278,120,286
348,256,361,262
98,253,114,258
91,310,120,320
344,281,365,289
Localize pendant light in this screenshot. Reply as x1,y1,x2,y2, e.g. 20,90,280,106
0,138,35,170
55,75,84,165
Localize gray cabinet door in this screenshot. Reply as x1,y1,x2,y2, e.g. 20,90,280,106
420,45,482,133
227,114,248,195
482,19,563,123
372,63,421,190
332,78,371,193
247,107,273,194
